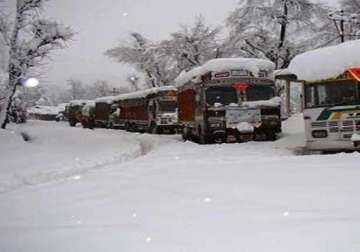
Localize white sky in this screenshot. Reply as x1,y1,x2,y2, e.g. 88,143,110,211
9,0,340,89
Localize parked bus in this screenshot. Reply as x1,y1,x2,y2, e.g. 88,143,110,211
94,96,115,128
176,58,282,144
278,40,360,153
111,86,178,133
301,68,360,152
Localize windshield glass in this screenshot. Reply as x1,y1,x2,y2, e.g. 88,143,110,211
246,85,275,101
305,80,360,108
206,87,238,106
159,100,177,112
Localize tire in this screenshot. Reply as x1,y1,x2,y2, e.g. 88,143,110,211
69,120,76,127
150,122,161,134
266,131,277,141
125,123,130,132
198,126,208,144
182,127,189,141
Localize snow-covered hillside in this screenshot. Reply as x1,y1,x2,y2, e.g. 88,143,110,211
0,117,359,252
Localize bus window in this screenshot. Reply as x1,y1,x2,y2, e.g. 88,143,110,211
206,87,238,106
304,80,359,108
246,85,275,101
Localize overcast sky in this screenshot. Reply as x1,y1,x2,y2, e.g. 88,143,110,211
31,0,338,89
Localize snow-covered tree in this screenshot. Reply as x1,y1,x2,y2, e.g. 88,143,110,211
0,0,73,129
225,0,336,69
105,33,164,88
341,0,360,13
160,16,222,71
126,73,140,91
66,78,85,100
106,16,221,88
339,0,360,40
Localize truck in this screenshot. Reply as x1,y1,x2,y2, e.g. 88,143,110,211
81,101,95,129
113,86,178,133
176,58,281,144
94,96,115,128
67,100,89,127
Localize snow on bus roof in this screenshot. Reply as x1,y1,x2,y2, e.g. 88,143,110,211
114,86,177,101
174,58,275,87
69,100,90,106
95,96,115,104
288,39,360,82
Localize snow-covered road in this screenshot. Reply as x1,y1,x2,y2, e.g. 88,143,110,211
0,118,360,252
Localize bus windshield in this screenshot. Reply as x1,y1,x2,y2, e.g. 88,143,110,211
305,80,360,108
246,85,275,101
159,100,177,112
206,87,238,106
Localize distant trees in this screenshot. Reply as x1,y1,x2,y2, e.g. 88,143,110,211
0,0,73,129
225,0,336,69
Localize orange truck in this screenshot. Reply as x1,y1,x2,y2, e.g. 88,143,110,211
113,86,178,133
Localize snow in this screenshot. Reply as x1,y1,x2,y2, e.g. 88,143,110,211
114,86,177,101
95,96,115,104
351,133,360,142
0,121,175,193
69,100,89,106
236,121,254,132
242,96,282,108
288,39,360,82
0,116,359,252
175,57,275,87
27,105,61,115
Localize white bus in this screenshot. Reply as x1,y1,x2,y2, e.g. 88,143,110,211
302,68,360,152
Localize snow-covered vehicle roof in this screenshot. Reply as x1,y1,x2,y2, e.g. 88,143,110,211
174,57,275,87
69,100,89,106
288,39,360,82
114,86,177,101
95,96,115,104
27,105,62,115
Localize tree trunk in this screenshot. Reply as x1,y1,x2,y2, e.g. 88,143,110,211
277,0,288,68
1,1,22,129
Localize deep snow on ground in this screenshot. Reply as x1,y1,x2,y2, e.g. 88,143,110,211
0,117,359,252
0,121,177,193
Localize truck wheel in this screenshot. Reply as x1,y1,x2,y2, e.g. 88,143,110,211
149,122,160,134
69,120,76,127
125,123,130,131
182,127,190,141
198,127,208,144
89,121,95,129
266,131,277,141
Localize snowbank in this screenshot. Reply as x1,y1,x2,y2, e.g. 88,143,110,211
114,86,177,101
288,39,360,82
1,115,359,252
175,58,275,87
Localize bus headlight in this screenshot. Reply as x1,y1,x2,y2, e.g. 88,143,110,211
312,130,328,138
